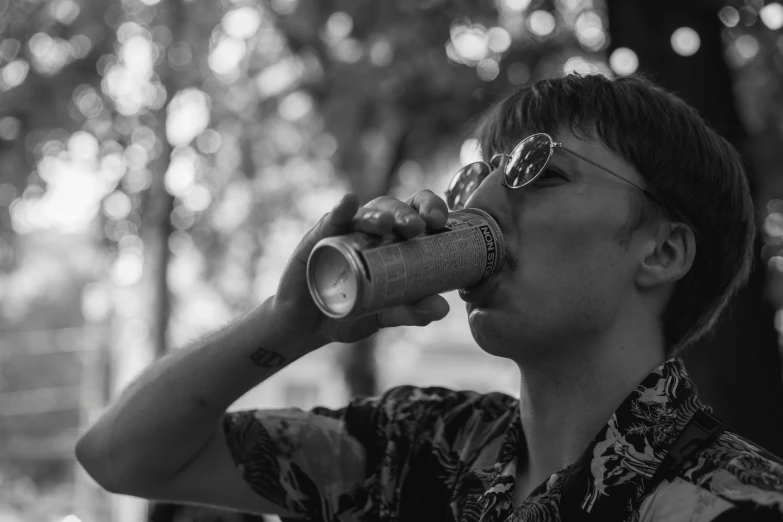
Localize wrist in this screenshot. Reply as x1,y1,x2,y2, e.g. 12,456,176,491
255,296,326,357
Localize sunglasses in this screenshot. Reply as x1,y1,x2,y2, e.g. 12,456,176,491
445,133,695,233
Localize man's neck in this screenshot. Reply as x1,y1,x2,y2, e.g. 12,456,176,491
513,329,665,499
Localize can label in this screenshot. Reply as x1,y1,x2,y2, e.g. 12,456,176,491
307,208,504,318
479,224,498,279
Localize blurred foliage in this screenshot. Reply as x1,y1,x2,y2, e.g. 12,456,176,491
1,0,783,520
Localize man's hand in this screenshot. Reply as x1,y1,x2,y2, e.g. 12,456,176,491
271,190,452,345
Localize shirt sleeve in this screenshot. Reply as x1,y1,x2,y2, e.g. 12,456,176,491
221,395,377,520
221,385,463,520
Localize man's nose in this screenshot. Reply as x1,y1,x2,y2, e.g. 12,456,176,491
463,161,510,214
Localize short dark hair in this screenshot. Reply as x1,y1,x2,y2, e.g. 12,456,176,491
472,73,756,356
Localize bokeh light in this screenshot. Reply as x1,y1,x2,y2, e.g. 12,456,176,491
112,247,144,286
50,0,81,24
0,116,21,140
256,57,303,98
528,10,556,37
74,85,105,119
222,6,263,39
28,33,73,75
278,91,314,121
333,38,363,63
671,27,700,57
103,191,132,220
487,27,512,53
168,42,192,70
171,205,195,230
449,23,489,64
732,34,760,65
765,207,783,238
183,185,212,212
164,153,196,198
557,0,584,11
575,11,606,51
10,131,120,233
166,88,211,147
0,38,21,61
196,129,222,154
609,47,639,75
503,0,532,11
477,58,500,81
740,5,760,26
69,34,92,59
103,25,161,116
208,35,246,78
760,2,783,30
270,0,298,15
326,11,353,41
369,37,394,67
311,132,338,158
720,5,741,27
1,60,30,90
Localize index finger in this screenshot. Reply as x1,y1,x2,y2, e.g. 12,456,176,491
406,190,449,229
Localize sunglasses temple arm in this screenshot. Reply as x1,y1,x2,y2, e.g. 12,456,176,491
558,146,697,235
557,146,649,194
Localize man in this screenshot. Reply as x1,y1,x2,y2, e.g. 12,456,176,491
76,74,783,521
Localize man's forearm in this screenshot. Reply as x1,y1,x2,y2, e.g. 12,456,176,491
75,297,325,491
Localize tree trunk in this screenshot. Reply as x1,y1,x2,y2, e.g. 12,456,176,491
605,0,783,455
143,0,185,359
143,156,173,361
338,123,413,398
145,0,191,521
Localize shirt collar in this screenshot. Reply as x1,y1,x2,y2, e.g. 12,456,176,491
479,358,709,522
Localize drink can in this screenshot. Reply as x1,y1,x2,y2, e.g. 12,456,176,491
306,208,504,319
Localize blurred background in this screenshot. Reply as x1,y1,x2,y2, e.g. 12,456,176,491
1,0,783,520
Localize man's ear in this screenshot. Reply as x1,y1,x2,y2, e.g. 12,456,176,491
636,222,696,289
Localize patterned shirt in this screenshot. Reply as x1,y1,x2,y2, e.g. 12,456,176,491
223,359,783,521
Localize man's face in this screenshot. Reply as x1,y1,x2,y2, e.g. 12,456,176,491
460,129,652,358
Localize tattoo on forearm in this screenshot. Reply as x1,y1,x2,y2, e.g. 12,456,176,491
250,347,286,368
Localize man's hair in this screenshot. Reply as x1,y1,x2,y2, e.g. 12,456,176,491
472,73,756,356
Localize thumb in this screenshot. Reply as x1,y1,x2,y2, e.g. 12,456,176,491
377,295,451,328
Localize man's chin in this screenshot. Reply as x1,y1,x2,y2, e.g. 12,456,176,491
467,313,518,359
465,306,501,343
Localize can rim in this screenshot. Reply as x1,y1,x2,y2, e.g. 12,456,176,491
306,241,360,319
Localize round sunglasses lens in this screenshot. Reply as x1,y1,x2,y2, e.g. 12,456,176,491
505,134,553,187
446,162,491,209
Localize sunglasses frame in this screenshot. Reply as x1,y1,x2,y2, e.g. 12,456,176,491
446,133,697,236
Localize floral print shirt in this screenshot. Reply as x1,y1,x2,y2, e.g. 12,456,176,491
222,359,783,521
